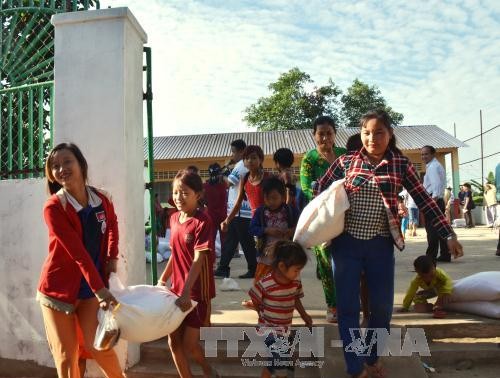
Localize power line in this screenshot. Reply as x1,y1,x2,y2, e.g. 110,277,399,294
462,124,500,142
459,151,500,165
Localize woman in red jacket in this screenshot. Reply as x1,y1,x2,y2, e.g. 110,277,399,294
37,143,123,378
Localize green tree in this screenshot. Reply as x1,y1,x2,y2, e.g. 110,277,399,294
341,79,404,128
244,70,404,131
1,1,98,178
244,68,342,131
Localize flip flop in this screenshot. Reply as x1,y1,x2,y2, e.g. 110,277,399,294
241,299,255,309
433,309,447,319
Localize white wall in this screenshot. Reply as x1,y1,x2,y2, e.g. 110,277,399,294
472,206,487,225
51,7,147,373
0,179,53,366
0,7,148,375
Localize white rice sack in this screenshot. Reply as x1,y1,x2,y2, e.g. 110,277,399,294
215,231,222,258
145,251,164,263
108,274,196,343
452,219,466,228
158,236,170,254
450,272,500,302
293,179,349,248
444,300,500,319
219,277,240,291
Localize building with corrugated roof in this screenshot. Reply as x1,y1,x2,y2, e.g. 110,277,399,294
147,125,465,200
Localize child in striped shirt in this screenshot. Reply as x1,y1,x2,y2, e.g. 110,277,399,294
249,241,312,378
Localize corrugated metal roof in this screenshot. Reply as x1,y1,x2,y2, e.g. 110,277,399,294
146,125,466,160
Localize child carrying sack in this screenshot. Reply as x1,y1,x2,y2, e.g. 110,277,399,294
293,179,349,248
106,273,197,343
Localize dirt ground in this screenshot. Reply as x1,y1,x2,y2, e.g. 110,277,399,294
430,363,500,378
161,224,499,318
147,225,500,377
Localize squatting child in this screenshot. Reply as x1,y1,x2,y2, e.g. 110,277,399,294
399,255,453,318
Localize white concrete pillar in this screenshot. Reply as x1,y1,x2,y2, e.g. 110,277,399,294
52,7,147,371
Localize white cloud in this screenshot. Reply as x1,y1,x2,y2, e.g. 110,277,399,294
101,0,499,178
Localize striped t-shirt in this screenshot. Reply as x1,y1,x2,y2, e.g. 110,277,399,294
248,272,303,331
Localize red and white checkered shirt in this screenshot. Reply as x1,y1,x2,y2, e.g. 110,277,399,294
314,148,454,250
345,176,391,239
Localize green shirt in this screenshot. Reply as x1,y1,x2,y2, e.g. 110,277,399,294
402,267,453,309
300,146,347,201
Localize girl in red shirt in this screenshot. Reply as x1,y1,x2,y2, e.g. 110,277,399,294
158,170,215,377
37,143,122,378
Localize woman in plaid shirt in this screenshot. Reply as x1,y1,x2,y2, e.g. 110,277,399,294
315,110,463,378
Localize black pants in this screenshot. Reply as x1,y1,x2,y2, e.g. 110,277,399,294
425,198,450,262
217,216,257,275
464,209,474,228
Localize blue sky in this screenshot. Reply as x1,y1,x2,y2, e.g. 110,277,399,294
102,0,500,182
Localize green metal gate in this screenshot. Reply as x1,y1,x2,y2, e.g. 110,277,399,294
0,0,100,179
143,46,159,284
2,2,158,282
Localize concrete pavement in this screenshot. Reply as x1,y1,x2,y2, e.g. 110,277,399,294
207,225,499,324
141,225,500,377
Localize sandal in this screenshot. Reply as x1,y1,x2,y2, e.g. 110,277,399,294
326,307,338,323
365,360,387,378
241,299,255,309
433,308,447,319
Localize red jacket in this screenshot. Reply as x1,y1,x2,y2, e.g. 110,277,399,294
38,188,119,305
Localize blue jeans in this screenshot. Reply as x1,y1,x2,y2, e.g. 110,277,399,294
331,233,395,375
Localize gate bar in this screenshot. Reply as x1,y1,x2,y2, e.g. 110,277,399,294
144,46,158,284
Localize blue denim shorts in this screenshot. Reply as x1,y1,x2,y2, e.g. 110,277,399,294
408,208,419,225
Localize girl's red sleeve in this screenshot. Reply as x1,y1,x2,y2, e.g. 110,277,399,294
193,216,212,252
104,198,119,260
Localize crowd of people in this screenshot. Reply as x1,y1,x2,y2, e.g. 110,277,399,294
38,108,500,378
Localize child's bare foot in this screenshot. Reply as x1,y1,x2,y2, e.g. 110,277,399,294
326,307,337,323
241,299,255,309
414,303,433,313
360,317,369,329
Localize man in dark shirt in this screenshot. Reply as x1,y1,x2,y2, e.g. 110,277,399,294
462,183,475,228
